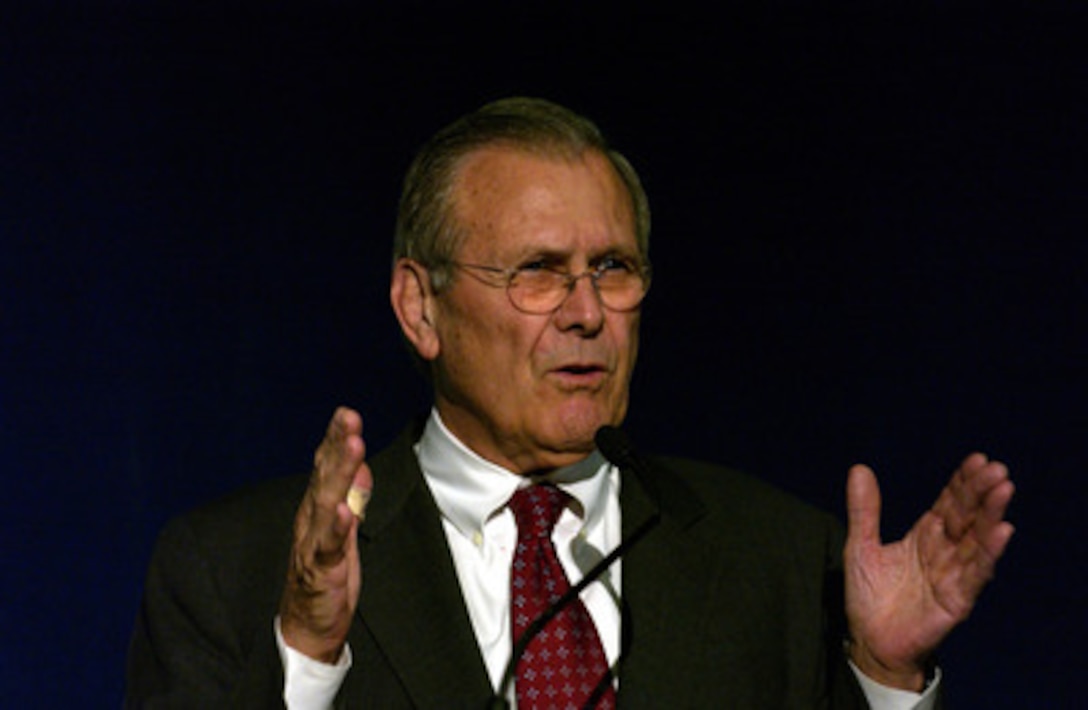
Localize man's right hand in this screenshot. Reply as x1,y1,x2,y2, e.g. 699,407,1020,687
279,407,373,663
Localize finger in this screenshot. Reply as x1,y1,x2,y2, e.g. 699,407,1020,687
979,520,1016,567
959,451,991,477
946,457,1013,541
934,482,972,541
969,460,1012,507
846,464,883,547
921,478,1014,570
929,502,1015,598
314,502,352,562
311,407,366,553
979,475,1014,525
933,454,995,539
976,480,1016,558
946,519,1015,611
951,454,1008,511
314,407,364,493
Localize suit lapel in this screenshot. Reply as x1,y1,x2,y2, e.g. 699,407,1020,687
353,427,493,707
344,426,724,707
617,459,722,707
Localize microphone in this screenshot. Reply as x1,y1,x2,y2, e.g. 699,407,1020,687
594,426,647,483
487,426,661,710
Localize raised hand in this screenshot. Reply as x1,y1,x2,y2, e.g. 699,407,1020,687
844,453,1015,690
279,407,373,662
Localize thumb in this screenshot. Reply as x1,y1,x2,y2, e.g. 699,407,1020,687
346,460,374,521
846,464,882,547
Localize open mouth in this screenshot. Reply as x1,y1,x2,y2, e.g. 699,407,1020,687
559,364,604,375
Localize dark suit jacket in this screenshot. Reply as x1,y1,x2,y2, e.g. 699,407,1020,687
126,420,873,708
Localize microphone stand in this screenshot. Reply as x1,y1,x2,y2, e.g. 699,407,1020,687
487,427,661,710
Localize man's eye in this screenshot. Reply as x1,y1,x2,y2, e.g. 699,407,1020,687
599,255,636,273
517,259,551,273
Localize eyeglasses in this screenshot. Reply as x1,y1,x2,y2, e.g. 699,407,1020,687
448,256,651,314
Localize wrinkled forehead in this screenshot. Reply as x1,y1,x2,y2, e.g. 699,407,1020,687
447,145,638,259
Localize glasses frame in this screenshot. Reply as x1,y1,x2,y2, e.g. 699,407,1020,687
447,259,652,315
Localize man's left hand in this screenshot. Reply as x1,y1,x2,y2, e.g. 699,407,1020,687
843,453,1015,690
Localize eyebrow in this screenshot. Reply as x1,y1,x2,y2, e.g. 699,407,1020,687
507,242,640,264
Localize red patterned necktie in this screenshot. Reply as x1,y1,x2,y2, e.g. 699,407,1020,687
508,484,616,710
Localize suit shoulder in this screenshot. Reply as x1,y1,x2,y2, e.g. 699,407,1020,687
180,473,307,535
152,474,307,578
649,455,840,532
141,474,309,635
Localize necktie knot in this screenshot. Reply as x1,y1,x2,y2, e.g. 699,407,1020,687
509,484,567,540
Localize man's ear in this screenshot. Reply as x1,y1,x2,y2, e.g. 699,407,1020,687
390,258,441,361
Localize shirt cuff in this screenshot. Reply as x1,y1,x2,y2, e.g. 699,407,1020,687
274,616,352,710
848,659,941,710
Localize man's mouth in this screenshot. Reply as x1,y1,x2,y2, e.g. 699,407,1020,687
549,363,608,387
560,364,603,374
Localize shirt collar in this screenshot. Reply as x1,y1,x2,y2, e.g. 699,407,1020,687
415,408,612,541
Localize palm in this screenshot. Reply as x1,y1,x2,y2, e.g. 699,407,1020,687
843,456,1014,687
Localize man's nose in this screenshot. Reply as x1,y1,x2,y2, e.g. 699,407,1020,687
554,272,605,332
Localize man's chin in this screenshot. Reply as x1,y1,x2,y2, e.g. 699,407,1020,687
552,402,624,451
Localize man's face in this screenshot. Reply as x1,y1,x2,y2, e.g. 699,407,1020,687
429,146,642,473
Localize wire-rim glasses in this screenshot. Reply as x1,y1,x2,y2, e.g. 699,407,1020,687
448,256,651,314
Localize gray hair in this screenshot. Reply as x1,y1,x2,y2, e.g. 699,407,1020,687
393,97,651,289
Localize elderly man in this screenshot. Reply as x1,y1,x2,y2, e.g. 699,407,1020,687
126,98,1015,709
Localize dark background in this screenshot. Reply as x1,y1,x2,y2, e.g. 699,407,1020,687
2,2,1084,706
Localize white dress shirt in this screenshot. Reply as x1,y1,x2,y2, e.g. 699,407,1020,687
415,409,622,696
277,409,937,709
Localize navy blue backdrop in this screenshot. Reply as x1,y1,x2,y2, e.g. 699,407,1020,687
2,3,1084,706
